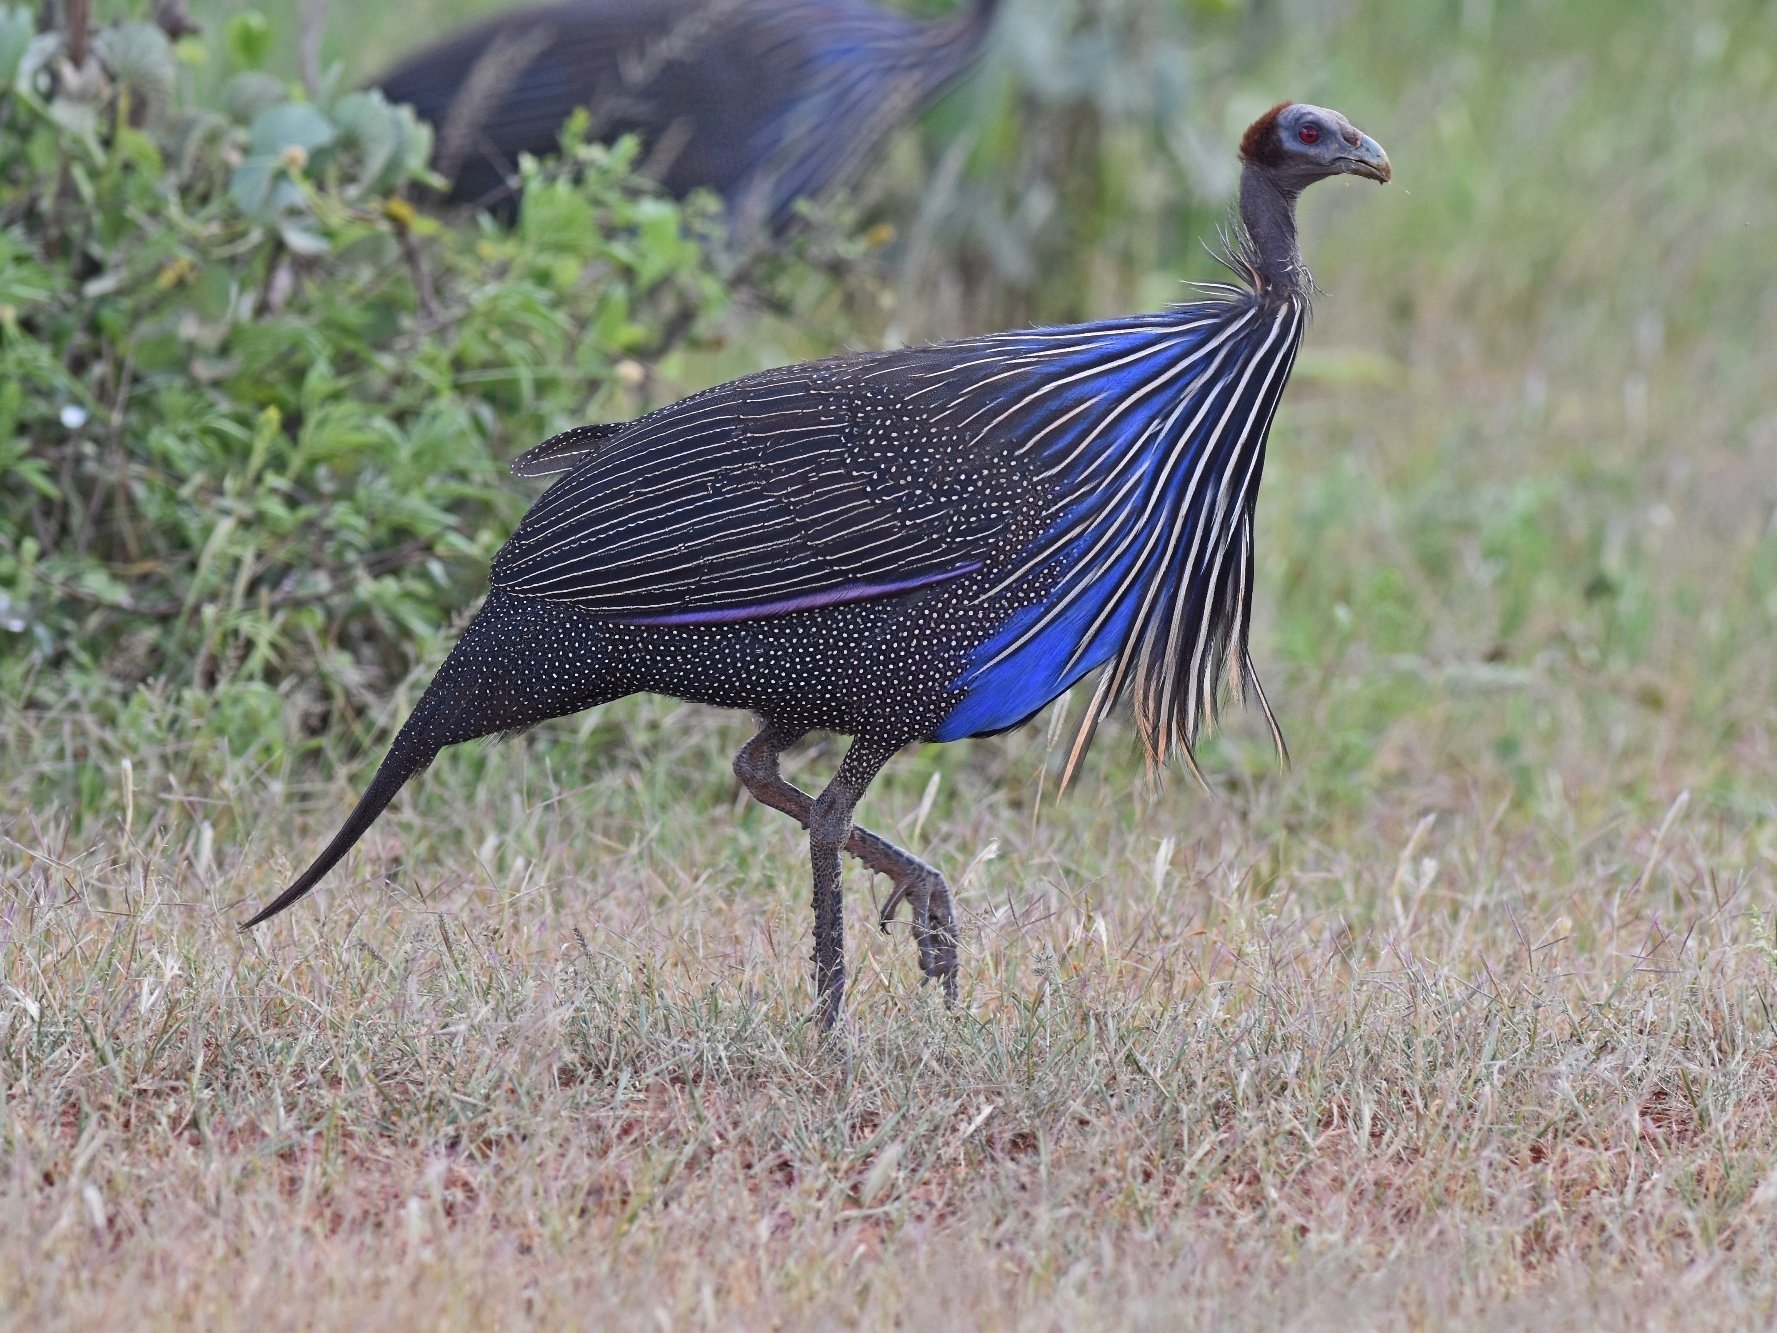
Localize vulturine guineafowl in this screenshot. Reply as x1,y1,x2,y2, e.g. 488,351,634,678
246,103,1391,1028
373,0,1001,232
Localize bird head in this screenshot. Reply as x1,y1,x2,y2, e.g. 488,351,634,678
1239,102,1391,188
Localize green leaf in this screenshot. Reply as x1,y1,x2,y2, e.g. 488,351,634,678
249,103,336,157
94,22,177,121
277,220,331,256
223,12,274,72
330,91,400,194
111,126,165,176
227,155,278,215
223,71,289,125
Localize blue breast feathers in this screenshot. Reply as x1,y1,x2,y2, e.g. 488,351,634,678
934,291,1305,750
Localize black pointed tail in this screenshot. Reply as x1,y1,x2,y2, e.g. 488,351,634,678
240,733,437,928
241,592,616,929
240,670,463,929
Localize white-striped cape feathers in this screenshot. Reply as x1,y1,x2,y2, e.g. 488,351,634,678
910,285,1305,788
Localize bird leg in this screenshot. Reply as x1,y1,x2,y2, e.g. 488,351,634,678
876,858,958,1004
803,743,879,1029
734,729,959,1019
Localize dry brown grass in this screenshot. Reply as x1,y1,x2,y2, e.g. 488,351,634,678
7,694,1777,1328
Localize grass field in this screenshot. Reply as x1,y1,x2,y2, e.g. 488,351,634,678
7,0,1777,1327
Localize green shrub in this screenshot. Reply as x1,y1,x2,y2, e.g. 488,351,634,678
0,7,830,769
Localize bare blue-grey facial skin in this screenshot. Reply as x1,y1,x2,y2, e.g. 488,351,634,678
1241,101,1392,188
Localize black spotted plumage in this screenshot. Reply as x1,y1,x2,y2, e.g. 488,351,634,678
246,103,1392,1030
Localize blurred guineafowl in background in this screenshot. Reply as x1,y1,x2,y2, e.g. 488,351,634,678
373,0,1001,231
245,103,1390,1028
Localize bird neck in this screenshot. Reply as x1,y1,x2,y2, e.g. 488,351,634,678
913,0,998,78
1238,168,1306,301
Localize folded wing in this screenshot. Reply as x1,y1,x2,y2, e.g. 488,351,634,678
490,355,1021,623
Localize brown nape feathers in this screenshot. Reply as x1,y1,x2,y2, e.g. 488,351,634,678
1238,101,1294,168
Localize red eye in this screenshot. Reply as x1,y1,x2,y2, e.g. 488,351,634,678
1298,123,1320,144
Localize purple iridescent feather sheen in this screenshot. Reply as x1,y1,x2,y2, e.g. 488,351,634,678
612,563,982,627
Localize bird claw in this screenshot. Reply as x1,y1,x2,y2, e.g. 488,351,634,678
879,868,958,1002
